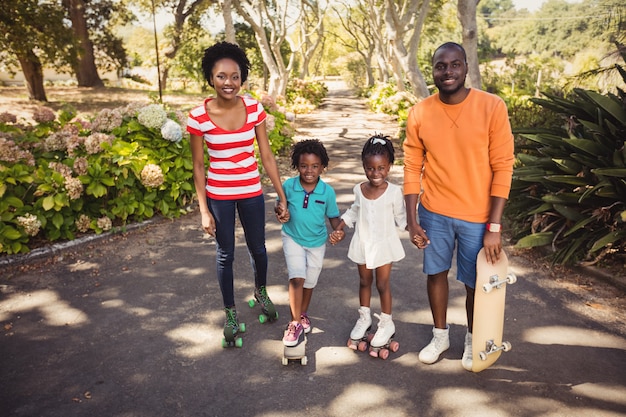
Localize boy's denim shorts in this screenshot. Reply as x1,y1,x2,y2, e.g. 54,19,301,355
418,205,485,289
281,232,326,289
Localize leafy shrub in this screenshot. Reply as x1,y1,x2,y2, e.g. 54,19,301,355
0,97,294,255
365,82,419,142
506,64,626,265
285,79,328,113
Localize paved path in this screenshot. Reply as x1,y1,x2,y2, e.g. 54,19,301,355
1,86,625,417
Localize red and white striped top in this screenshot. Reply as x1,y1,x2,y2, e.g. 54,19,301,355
187,96,267,200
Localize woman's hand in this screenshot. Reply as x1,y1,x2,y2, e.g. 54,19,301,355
275,201,290,223
201,211,216,237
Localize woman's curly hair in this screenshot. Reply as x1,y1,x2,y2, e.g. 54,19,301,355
201,42,250,87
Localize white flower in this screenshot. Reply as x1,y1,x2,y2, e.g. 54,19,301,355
97,216,112,231
160,118,183,142
137,104,167,129
140,163,164,188
75,214,91,233
17,214,41,236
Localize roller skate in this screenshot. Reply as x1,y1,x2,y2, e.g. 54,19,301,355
248,285,278,323
347,306,372,352
221,307,246,348
369,313,399,360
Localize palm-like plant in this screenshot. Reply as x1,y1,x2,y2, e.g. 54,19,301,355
506,43,626,265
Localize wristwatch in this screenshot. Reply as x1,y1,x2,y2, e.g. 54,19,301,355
486,223,501,233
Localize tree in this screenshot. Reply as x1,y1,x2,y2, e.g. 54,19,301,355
232,0,300,99
457,0,481,89
383,0,431,98
0,0,75,101
63,0,104,87
331,1,378,87
133,0,215,90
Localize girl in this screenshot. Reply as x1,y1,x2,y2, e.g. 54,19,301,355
280,139,342,346
187,42,289,346
330,134,406,356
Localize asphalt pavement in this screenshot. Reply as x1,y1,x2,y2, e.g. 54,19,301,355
1,84,625,417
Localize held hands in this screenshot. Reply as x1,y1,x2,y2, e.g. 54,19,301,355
274,201,290,223
408,224,430,249
329,229,345,245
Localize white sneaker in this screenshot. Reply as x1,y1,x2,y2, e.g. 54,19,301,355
462,331,473,371
370,313,395,347
350,306,372,340
418,326,450,364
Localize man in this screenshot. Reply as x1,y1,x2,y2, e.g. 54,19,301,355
403,42,515,370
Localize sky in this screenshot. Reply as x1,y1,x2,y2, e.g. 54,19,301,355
512,0,546,12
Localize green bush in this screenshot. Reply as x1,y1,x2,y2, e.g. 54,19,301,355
285,79,328,114
506,61,626,265
0,98,294,255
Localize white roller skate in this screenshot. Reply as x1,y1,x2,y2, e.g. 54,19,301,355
369,313,399,360
347,306,372,352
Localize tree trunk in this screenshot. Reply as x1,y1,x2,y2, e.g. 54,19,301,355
457,0,482,89
17,50,48,102
221,0,236,43
64,0,104,87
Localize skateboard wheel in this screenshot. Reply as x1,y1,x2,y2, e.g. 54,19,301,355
379,349,390,360
482,283,493,293
502,341,512,352
258,314,267,324
248,299,255,308
389,341,400,352
358,340,368,352
239,322,246,333
479,351,488,361
282,357,288,366
507,273,517,284
301,356,308,366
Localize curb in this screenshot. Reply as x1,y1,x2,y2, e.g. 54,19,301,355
0,218,159,268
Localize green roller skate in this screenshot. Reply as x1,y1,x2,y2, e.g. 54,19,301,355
221,307,245,348
248,286,278,323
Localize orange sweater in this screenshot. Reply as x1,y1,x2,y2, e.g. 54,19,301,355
403,89,514,223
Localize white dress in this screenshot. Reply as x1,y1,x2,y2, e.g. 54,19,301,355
342,181,407,269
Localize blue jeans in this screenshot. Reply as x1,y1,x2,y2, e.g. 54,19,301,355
208,195,267,307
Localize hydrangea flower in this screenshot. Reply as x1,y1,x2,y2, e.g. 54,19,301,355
91,108,124,132
75,214,91,233
84,132,114,154
137,104,167,129
33,106,56,124
64,176,83,200
73,157,88,176
161,119,182,142
97,216,112,232
140,163,164,188
17,213,41,236
0,138,35,166
0,112,17,124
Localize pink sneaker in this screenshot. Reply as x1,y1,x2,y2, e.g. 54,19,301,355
283,321,304,347
300,313,311,334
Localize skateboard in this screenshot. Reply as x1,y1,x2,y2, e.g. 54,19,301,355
282,335,307,365
222,322,246,348
369,337,400,360
472,247,516,372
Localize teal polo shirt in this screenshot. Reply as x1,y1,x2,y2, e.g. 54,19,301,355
281,176,340,248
